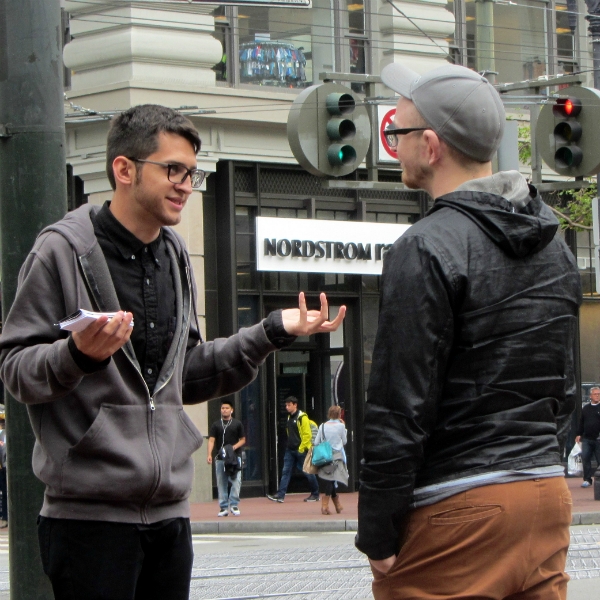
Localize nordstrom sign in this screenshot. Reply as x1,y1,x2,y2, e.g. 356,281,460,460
256,217,410,275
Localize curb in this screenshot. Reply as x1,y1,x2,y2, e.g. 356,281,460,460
571,512,600,526
190,513,600,535
191,519,358,535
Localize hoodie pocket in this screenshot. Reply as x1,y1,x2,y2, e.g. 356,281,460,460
151,406,204,503
60,404,155,502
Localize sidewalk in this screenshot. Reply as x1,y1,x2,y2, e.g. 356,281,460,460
189,476,600,534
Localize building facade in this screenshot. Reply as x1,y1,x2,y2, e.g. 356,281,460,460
62,0,597,500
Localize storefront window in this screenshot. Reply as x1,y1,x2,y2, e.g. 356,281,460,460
238,296,263,481
463,0,548,84
556,0,577,73
236,206,256,290
346,0,367,93
577,230,597,296
235,2,334,88
212,1,370,89
212,6,229,83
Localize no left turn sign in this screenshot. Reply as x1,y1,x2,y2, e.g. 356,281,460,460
378,106,397,163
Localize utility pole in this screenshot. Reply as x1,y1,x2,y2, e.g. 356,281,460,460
0,0,67,598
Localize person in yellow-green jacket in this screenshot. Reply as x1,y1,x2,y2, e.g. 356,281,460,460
267,396,319,502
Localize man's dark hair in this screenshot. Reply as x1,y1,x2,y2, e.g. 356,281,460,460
106,104,201,190
221,400,234,409
284,396,298,405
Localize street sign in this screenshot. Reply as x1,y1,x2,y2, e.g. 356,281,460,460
287,83,371,177
378,106,398,164
535,86,600,177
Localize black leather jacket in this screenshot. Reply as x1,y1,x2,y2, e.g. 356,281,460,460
356,184,582,560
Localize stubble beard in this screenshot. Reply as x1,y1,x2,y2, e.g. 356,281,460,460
134,183,182,229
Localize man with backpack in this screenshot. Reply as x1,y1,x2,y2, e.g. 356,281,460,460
267,396,319,503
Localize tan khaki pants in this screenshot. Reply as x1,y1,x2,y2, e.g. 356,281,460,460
372,477,572,600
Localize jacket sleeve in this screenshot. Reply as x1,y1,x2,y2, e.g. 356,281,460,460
0,238,91,405
356,233,456,561
182,320,278,404
181,240,280,404
298,414,312,453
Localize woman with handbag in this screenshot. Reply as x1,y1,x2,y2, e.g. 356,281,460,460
314,405,348,515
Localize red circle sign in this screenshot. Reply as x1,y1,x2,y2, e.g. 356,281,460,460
380,109,397,159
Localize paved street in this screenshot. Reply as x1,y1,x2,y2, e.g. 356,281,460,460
0,528,596,599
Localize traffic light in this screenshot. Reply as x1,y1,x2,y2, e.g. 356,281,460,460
536,86,600,177
287,83,371,177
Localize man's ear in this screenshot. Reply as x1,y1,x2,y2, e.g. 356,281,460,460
423,130,442,166
112,156,136,187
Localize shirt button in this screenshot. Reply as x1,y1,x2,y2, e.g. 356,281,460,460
155,259,159,265
146,279,150,285
149,322,155,329
131,255,135,260
147,368,153,375
144,247,148,253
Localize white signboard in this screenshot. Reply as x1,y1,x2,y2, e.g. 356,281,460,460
256,217,410,275
378,104,398,164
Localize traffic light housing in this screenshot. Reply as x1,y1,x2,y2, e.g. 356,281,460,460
536,86,600,177
287,83,371,177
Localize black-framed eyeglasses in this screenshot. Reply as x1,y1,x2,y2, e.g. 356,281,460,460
128,158,205,190
384,127,428,149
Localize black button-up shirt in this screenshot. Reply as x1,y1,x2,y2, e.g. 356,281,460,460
91,202,177,394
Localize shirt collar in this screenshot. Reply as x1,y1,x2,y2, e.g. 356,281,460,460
96,201,163,262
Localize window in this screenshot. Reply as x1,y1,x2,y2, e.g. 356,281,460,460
211,2,370,90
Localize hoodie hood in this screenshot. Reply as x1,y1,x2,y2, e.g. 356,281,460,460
430,171,559,258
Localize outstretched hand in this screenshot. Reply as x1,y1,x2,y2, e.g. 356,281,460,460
281,292,346,337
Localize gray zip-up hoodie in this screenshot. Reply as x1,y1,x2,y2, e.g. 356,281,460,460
0,204,281,523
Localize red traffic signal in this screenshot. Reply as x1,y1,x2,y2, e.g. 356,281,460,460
553,97,582,118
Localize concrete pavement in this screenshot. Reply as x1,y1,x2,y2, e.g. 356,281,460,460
190,476,600,534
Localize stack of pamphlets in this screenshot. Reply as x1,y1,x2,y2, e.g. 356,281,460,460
58,309,134,332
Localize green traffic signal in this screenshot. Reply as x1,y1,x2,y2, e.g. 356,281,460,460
327,144,357,166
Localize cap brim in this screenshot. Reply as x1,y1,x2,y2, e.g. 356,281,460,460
381,63,421,99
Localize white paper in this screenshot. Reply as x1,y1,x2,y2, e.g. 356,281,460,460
58,309,134,332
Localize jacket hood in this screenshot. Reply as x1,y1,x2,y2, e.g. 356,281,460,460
41,203,187,259
430,171,559,258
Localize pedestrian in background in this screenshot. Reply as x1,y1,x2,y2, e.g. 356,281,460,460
207,400,246,517
267,396,320,503
575,387,600,487
314,405,347,515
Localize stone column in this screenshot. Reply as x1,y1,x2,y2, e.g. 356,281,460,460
376,0,455,75
63,0,223,90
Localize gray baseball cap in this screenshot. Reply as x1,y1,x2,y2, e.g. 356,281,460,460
380,63,505,162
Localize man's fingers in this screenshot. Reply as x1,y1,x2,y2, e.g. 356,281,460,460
298,291,307,323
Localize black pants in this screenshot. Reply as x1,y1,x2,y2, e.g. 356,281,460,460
38,517,193,600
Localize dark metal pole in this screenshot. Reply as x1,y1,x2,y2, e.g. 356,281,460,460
0,0,67,598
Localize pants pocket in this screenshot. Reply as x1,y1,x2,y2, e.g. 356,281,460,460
429,504,503,525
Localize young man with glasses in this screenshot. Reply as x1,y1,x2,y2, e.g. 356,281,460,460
0,104,345,600
357,65,582,600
